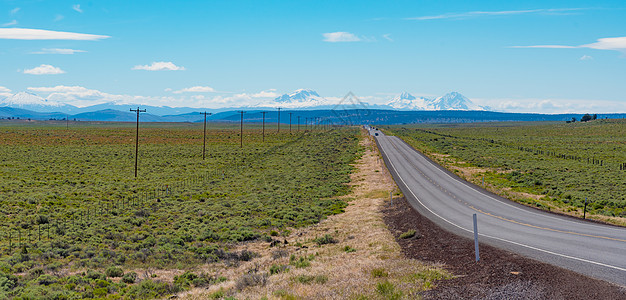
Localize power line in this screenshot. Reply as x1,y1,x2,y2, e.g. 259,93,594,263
200,112,212,160
277,107,281,133
261,111,268,142
130,107,146,177
238,111,246,148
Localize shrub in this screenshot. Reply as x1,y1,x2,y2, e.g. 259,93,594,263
399,229,417,239
105,266,124,278
36,274,57,286
293,274,328,284
122,272,137,284
86,270,105,280
343,245,356,253
376,280,403,300
314,234,337,245
269,264,288,275
289,255,312,268
371,268,388,278
235,273,267,291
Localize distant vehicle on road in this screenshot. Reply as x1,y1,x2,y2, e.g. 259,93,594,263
374,132,379,136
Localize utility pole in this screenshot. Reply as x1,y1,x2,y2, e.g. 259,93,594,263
261,111,268,142
288,112,293,133
277,107,281,133
66,115,69,129
200,112,212,160
238,111,246,148
297,116,301,132
305,117,308,132
130,107,146,177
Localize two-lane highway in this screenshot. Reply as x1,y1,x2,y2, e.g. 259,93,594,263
372,129,626,286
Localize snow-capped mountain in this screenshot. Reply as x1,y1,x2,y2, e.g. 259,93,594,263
386,92,429,110
272,89,329,108
386,91,486,111
430,92,485,111
0,91,77,112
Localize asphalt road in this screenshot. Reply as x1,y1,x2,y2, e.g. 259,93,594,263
371,128,626,287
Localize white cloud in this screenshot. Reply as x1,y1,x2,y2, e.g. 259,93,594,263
172,86,215,94
511,36,626,54
408,8,586,20
579,55,593,60
582,37,626,53
31,48,86,54
2,20,17,27
382,34,393,42
250,89,279,98
28,85,125,107
0,86,11,92
10,8,20,15
23,64,66,75
54,15,65,22
72,4,83,13
322,32,361,42
0,28,109,40
23,85,280,109
132,61,185,71
475,97,626,113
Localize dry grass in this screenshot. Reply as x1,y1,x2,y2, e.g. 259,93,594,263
173,129,447,299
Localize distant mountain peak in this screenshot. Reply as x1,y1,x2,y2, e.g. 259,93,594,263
386,91,485,111
272,89,328,108
1,91,64,107
399,92,416,100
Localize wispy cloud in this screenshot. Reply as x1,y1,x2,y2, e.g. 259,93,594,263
0,86,11,92
171,86,215,94
72,4,83,13
510,37,626,54
382,34,393,42
23,64,66,75
580,55,593,60
31,48,86,54
0,28,109,40
54,15,65,22
478,97,626,113
407,8,586,20
132,61,185,71
322,32,361,42
10,8,20,15
1,20,17,27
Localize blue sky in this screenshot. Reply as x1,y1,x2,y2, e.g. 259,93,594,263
1,0,625,112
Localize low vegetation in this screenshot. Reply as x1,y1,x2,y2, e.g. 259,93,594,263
0,123,360,298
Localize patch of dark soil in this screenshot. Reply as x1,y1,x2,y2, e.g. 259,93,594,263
382,197,626,300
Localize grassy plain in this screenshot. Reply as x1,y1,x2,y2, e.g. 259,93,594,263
0,121,361,299
383,119,626,225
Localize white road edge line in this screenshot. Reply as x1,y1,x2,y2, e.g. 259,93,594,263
379,136,626,273
391,136,626,233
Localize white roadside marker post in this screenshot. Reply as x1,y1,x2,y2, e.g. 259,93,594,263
473,213,480,262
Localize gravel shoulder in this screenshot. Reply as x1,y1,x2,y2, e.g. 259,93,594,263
382,196,626,299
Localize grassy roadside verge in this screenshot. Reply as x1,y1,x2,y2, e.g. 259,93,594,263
175,129,450,299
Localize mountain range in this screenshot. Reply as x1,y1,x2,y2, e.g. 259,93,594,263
0,89,485,116
3,89,614,124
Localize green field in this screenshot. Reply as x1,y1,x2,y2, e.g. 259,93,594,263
0,121,361,299
384,120,626,223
